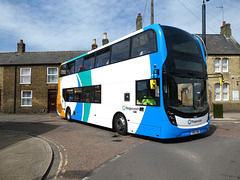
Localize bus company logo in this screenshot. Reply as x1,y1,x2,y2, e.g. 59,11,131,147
188,119,202,125
122,105,141,111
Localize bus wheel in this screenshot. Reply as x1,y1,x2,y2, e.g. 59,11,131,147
66,108,72,121
114,114,127,135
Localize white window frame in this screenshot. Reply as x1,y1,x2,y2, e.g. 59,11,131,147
47,67,58,84
20,68,31,84
214,58,221,73
222,58,228,73
215,83,221,101
223,83,229,101
21,90,32,107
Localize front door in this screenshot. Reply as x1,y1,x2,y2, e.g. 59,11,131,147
48,90,57,113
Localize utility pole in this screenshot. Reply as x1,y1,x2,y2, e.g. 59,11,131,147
151,0,154,24
202,0,209,45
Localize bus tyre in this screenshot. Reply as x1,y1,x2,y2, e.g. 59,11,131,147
114,114,127,135
66,108,72,121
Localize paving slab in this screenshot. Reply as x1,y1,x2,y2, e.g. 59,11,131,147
0,130,52,180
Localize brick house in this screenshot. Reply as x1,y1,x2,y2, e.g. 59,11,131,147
0,40,86,113
204,22,240,111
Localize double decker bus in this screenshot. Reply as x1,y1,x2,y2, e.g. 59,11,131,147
57,24,209,139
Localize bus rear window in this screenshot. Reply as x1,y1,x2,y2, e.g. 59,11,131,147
60,64,67,77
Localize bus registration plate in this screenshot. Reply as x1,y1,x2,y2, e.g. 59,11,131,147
191,130,200,135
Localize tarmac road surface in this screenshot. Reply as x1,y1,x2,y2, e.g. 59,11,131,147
87,135,240,180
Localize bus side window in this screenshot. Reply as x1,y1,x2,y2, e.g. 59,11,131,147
94,85,101,103
82,86,94,103
75,58,83,73
131,30,157,58
136,79,160,106
63,89,74,102
74,87,82,102
96,49,110,67
67,63,75,75
84,56,95,70
111,38,130,64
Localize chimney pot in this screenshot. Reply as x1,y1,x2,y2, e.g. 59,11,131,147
136,13,142,31
92,39,98,50
102,32,109,45
103,32,107,39
220,22,232,38
17,39,25,53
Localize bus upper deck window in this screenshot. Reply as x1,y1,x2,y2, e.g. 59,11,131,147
75,58,83,73
60,64,67,77
84,57,95,70
67,63,74,75
96,49,110,68
131,30,157,58
111,39,130,63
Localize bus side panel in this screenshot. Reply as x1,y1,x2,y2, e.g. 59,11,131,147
88,55,152,130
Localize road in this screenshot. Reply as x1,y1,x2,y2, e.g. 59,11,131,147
0,113,240,179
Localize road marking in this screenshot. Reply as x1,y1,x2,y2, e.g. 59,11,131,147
39,136,68,180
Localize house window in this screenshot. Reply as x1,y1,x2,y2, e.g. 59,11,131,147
222,58,228,73
215,83,221,101
215,83,229,101
21,91,32,106
223,83,229,101
214,58,228,73
47,67,58,83
214,58,221,73
20,68,31,84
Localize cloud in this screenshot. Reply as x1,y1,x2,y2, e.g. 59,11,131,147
0,0,240,52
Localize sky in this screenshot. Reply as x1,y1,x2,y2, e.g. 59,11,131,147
0,0,240,52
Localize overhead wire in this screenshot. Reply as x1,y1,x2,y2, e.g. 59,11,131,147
5,1,89,35
177,0,218,34
35,0,116,49
142,0,148,27
52,0,121,50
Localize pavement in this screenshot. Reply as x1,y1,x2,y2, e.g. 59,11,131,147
0,130,52,180
210,111,240,121
0,112,239,180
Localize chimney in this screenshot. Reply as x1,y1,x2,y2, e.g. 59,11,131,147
91,39,98,50
220,21,232,38
136,13,142,31
102,32,109,46
17,39,25,53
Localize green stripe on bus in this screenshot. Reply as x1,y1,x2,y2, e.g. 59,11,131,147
83,103,91,122
78,70,92,87
78,70,92,123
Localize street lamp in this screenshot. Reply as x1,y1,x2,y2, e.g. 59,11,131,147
202,0,209,45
